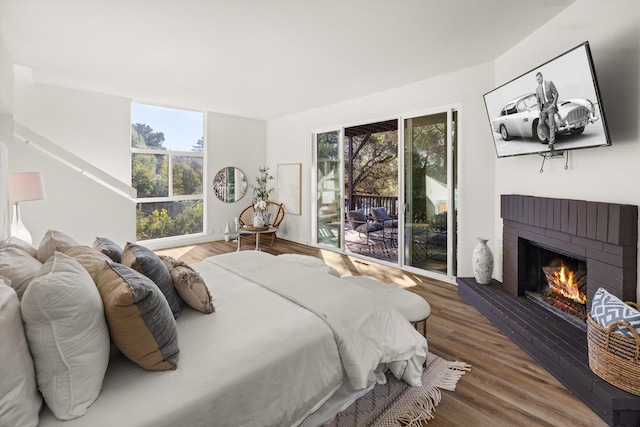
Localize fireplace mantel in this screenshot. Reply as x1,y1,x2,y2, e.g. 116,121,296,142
501,194,638,305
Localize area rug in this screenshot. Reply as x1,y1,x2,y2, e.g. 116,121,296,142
327,353,471,427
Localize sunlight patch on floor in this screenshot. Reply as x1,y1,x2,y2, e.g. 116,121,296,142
156,245,196,259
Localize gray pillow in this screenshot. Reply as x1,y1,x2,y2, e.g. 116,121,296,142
121,243,181,319
93,237,123,263
94,261,179,371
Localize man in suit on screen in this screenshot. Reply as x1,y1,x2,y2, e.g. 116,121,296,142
535,71,559,150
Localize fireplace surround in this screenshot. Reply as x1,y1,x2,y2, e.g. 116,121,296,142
458,194,639,426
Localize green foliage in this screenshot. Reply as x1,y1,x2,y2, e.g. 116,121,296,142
132,153,168,198
132,122,204,241
131,123,166,149
192,138,204,152
406,120,447,200
172,157,203,196
250,166,274,202
317,131,339,160
136,201,203,240
346,131,398,197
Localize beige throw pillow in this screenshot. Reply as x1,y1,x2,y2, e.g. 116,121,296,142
160,255,214,314
94,261,179,371
57,245,111,283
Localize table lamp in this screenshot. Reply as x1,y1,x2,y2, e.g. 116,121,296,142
9,172,46,244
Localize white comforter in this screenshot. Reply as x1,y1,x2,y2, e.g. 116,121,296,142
37,251,427,427
210,251,428,389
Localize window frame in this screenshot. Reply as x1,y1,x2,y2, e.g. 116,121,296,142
130,103,206,244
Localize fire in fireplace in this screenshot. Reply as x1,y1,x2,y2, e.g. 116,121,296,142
541,263,587,322
523,241,587,328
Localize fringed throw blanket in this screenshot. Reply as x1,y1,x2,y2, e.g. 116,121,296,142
327,353,471,427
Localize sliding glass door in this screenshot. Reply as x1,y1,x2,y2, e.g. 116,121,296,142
403,110,457,276
314,130,342,249
312,108,457,279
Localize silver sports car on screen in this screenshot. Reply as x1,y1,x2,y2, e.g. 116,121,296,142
491,93,599,143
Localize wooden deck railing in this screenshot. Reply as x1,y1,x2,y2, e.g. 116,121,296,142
348,194,399,217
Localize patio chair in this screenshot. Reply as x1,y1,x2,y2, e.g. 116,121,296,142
371,206,398,227
238,201,285,246
346,209,383,244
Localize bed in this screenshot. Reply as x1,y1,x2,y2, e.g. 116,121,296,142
5,243,428,427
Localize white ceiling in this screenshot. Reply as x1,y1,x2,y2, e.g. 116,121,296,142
1,0,575,120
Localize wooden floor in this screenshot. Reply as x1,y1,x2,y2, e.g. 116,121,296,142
157,238,608,427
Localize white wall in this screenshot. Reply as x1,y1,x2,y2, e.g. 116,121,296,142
2,72,266,248
206,112,266,238
267,62,496,277
492,0,640,295
13,66,132,185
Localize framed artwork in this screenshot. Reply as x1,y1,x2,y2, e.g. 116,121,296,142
277,163,301,215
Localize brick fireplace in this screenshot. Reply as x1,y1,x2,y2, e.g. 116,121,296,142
501,195,637,305
458,194,639,426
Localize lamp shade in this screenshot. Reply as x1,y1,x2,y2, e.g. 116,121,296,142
9,172,46,203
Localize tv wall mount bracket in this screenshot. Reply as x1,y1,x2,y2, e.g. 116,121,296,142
538,149,569,173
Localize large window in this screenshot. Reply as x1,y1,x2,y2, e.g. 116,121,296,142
131,103,204,241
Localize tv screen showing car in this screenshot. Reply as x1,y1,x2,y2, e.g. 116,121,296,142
483,42,611,158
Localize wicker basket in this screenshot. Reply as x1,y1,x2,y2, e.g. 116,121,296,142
587,307,640,396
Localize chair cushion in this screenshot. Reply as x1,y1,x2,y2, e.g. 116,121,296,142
371,207,390,220
355,222,383,233
347,209,367,223
342,276,431,323
382,219,399,228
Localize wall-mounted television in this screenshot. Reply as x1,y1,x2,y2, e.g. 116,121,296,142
483,41,611,158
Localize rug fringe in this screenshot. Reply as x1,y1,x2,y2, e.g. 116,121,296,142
374,357,471,426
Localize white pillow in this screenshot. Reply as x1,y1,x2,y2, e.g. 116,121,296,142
21,252,110,420
0,236,37,257
278,253,341,277
0,246,42,299
36,229,78,263
0,281,42,427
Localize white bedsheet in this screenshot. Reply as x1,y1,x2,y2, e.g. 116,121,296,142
37,251,427,427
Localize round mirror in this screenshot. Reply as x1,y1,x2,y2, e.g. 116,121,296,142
213,167,248,203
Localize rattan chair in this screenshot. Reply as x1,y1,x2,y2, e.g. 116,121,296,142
238,201,285,246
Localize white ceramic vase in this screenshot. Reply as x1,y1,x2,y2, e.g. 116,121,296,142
472,238,494,285
252,213,265,228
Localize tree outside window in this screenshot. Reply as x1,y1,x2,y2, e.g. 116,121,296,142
131,103,204,241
